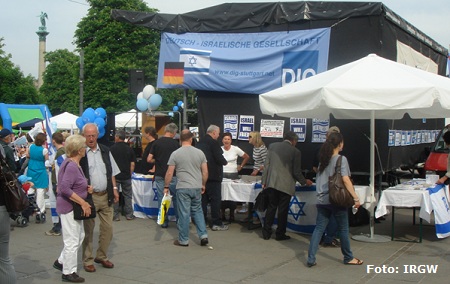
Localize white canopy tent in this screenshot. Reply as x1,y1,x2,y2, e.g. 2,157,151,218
34,111,79,130
260,54,450,242
115,109,142,128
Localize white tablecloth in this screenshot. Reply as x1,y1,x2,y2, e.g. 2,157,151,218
375,188,432,222
221,179,259,202
132,175,372,230
221,180,371,234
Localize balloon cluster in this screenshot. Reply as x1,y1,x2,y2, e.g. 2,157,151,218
76,107,107,138
136,85,163,112
169,100,184,117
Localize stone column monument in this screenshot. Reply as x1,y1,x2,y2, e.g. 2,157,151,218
36,12,49,88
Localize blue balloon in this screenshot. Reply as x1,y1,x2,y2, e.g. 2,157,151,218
95,107,107,119
136,98,148,111
149,94,162,110
172,106,179,112
82,108,96,123
177,100,183,107
98,127,105,139
76,117,85,130
83,107,95,115
94,117,106,129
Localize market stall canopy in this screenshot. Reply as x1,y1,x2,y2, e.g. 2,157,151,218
259,53,450,241
260,54,450,120
115,109,142,128
13,118,43,129
48,112,79,130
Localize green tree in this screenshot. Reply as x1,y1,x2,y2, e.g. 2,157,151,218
40,49,80,115
74,0,161,113
0,38,40,105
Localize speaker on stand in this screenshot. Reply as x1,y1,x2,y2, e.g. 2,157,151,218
128,69,145,95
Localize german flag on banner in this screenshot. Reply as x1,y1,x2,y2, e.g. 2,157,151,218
163,62,185,84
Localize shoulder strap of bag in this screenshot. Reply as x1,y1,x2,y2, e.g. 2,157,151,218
0,152,11,172
335,155,342,175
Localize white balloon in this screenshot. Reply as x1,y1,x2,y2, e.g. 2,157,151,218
137,92,144,100
142,85,155,100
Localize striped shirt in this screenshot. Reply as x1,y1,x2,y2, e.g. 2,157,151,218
253,145,267,171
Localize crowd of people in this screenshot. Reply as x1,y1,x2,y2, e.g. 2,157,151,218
0,121,364,283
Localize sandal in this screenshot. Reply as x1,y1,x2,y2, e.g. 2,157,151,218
345,258,364,265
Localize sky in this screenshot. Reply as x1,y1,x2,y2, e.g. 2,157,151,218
1,0,449,78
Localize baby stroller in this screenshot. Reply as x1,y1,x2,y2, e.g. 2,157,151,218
10,175,42,227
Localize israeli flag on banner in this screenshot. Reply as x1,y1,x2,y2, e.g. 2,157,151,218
427,184,450,238
180,48,212,75
158,28,330,94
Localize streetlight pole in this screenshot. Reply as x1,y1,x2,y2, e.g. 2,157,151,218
79,50,84,116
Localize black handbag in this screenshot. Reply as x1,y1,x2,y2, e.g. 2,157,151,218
73,194,96,220
328,155,354,208
0,154,30,213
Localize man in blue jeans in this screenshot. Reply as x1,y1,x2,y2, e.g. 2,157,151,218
165,130,209,247
147,123,179,228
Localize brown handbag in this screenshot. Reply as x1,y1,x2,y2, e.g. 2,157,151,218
328,155,354,208
0,154,30,213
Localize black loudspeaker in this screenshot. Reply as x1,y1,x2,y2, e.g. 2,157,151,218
128,69,145,94
105,113,116,144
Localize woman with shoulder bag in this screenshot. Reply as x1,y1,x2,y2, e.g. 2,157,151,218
0,154,17,284
307,132,363,267
53,135,93,283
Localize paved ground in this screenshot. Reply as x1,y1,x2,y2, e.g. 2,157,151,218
10,207,450,284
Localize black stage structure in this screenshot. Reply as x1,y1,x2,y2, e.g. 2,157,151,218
112,2,448,179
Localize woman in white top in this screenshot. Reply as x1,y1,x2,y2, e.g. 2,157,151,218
222,133,250,179
221,132,249,222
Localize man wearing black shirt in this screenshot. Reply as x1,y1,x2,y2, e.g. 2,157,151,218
110,130,136,221
147,123,179,228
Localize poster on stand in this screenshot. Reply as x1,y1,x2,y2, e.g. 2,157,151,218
290,118,307,142
238,115,254,140
311,119,329,143
260,119,284,138
224,114,238,139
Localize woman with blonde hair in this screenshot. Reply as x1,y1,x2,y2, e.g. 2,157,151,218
246,131,267,229
248,131,267,176
54,135,93,283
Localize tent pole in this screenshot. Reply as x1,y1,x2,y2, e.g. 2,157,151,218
352,110,390,242
370,110,375,239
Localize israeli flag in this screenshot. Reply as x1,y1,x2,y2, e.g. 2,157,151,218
179,48,212,75
44,109,54,156
427,184,450,238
